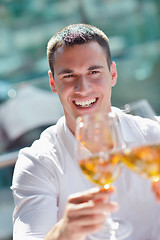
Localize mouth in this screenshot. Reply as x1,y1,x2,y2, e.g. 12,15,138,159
74,98,97,108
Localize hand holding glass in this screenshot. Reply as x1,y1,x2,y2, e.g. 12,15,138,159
76,112,132,240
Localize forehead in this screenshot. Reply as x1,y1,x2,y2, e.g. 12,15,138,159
53,41,107,66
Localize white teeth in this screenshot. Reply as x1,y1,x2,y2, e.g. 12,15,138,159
75,98,96,107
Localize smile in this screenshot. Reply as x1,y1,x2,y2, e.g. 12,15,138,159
74,98,97,108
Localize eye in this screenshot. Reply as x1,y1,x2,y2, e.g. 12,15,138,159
88,70,100,76
91,70,99,74
63,74,74,79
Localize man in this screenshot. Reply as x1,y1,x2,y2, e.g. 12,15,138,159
12,24,160,240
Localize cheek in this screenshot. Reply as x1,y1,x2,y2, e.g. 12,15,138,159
95,77,111,90
56,81,68,92
57,83,74,101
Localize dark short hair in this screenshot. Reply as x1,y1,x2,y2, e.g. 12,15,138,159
47,23,112,76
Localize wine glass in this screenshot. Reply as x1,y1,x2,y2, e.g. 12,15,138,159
76,111,132,240
122,99,160,183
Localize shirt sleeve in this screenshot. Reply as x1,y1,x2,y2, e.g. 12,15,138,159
12,149,59,240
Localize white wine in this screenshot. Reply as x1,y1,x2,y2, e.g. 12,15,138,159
79,153,122,187
122,144,160,181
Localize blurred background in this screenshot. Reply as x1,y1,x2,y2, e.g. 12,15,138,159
0,0,160,239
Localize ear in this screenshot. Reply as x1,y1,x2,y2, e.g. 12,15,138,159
110,61,117,87
48,70,57,93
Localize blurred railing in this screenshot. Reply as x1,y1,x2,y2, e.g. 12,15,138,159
0,151,18,169
0,152,15,240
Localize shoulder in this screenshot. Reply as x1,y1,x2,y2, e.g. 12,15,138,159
13,116,66,180
21,116,65,158
112,106,160,143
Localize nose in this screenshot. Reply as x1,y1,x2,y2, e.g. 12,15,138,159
75,75,91,94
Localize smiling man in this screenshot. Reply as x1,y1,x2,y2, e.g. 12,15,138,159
48,40,117,135
12,24,160,240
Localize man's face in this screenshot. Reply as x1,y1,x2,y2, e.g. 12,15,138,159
49,41,117,134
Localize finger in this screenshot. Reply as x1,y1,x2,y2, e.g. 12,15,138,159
78,222,105,235
68,187,115,204
152,181,160,203
152,181,160,195
63,209,107,238
67,200,119,218
68,221,105,237
68,215,106,236
73,212,107,226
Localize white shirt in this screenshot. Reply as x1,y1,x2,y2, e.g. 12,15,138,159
12,107,160,240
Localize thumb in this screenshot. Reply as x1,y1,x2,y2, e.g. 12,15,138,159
68,187,115,204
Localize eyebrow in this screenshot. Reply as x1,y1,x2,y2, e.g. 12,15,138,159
88,65,104,71
58,69,74,76
58,65,104,76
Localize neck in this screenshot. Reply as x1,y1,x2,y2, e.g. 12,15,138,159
64,106,112,136
65,115,76,136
